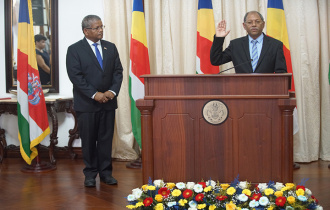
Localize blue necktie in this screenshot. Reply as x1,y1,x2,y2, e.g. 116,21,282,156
251,40,258,72
92,43,103,69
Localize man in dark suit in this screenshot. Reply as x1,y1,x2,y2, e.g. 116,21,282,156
210,11,287,73
66,15,123,187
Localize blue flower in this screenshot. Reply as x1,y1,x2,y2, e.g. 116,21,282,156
249,200,259,208
298,195,308,202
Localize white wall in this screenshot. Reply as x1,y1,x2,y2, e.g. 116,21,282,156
0,0,105,147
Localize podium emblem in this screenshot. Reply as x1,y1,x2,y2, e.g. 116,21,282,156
202,100,228,125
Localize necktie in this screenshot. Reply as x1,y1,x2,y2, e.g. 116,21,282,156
92,43,103,69
251,40,258,72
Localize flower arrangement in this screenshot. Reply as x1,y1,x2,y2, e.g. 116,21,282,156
126,177,323,210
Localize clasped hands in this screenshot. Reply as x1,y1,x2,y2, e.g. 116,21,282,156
94,91,115,103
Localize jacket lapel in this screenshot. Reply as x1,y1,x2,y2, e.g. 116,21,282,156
101,40,108,71
256,33,269,72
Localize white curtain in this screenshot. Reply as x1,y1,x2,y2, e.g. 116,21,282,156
103,0,330,162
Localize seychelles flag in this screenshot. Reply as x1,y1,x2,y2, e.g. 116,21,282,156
129,0,150,147
17,0,50,164
267,0,294,91
196,0,219,74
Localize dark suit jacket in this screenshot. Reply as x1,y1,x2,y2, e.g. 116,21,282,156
66,38,123,112
210,33,287,73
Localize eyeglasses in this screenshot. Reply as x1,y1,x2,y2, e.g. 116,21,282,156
244,20,263,25
86,25,105,31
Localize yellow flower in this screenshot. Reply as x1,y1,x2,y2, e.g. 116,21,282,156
221,183,230,190
147,185,156,191
142,185,148,191
285,183,295,190
209,205,216,210
126,205,135,209
226,201,236,210
166,183,176,189
135,202,143,207
204,186,212,192
172,189,182,197
179,199,187,206
154,203,164,210
280,187,289,192
155,194,163,202
296,188,305,196
226,187,236,195
264,188,274,195
197,204,206,209
287,196,296,204
242,189,251,196
267,207,274,210
274,191,283,197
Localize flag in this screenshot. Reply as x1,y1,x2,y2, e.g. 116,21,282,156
196,0,219,74
267,0,298,134
17,0,50,164
267,0,294,91
129,0,150,147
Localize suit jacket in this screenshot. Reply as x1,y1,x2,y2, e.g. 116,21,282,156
66,38,123,112
210,33,287,73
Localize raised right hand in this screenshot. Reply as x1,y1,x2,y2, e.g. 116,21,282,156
216,20,230,37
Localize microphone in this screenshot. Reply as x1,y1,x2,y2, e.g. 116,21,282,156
218,59,253,74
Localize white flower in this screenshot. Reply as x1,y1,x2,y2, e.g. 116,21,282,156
257,183,268,192
193,184,203,193
259,196,269,206
238,193,248,202
249,200,259,208
305,188,312,196
298,195,307,202
176,182,186,189
206,180,216,188
127,194,136,201
132,188,143,199
186,182,195,190
238,181,248,189
153,179,164,188
188,208,197,210
167,201,177,207
316,205,323,210
275,182,285,191
242,209,249,210
189,200,197,208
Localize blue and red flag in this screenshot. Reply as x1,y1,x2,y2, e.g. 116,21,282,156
129,0,150,147
17,0,50,164
196,0,219,74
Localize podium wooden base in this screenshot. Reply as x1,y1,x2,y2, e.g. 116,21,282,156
21,161,56,173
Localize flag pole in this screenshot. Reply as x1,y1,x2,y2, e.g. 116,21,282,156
21,145,56,173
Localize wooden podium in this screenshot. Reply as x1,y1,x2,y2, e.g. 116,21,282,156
136,74,296,184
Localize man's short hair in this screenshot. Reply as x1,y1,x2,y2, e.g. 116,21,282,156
81,15,101,32
243,11,264,22
35,34,47,42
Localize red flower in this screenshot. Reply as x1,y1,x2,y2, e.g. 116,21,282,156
216,195,228,201
296,185,306,191
195,193,204,202
183,189,193,199
275,196,287,207
311,195,319,204
251,193,262,201
143,197,153,207
158,187,170,198
198,182,206,188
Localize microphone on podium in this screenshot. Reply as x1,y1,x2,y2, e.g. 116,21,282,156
218,59,253,74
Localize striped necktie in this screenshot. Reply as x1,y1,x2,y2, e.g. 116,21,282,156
92,43,103,69
251,40,258,72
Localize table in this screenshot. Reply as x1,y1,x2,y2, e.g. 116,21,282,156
0,97,79,164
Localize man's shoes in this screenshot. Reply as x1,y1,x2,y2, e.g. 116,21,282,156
100,176,118,185
84,178,96,187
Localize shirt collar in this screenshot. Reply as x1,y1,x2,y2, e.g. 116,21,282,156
85,38,101,46
248,33,264,43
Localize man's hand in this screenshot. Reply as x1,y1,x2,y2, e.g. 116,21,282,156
104,91,115,100
216,20,230,37
94,92,108,103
